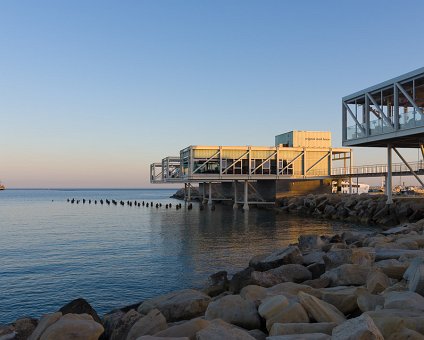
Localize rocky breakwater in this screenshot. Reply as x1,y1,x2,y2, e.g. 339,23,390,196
277,193,424,227
3,220,424,339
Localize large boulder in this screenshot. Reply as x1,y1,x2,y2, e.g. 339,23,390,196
267,334,330,339
258,295,290,320
59,298,102,324
366,270,391,294
204,295,261,330
229,268,254,293
264,300,309,332
111,309,143,340
138,289,211,322
196,319,256,340
239,285,268,304
39,314,104,340
332,313,384,340
204,271,229,297
12,318,38,340
383,291,424,311
126,309,167,340
298,291,346,324
29,313,62,340
320,286,358,315
153,318,209,340
269,322,336,336
298,235,327,251
405,259,424,296
323,248,375,271
374,259,409,279
250,264,312,287
322,264,371,286
356,288,384,312
249,246,303,271
302,251,325,266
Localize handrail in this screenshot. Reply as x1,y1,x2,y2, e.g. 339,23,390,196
332,160,424,176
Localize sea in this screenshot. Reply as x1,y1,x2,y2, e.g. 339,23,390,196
0,189,376,324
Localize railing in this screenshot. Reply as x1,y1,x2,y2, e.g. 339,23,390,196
332,160,424,176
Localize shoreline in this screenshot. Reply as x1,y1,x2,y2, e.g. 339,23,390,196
2,208,424,339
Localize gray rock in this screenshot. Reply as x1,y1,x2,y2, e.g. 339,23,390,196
29,313,62,340
153,318,209,339
384,291,424,311
249,246,303,271
111,309,142,340
12,318,38,340
251,264,312,287
267,334,330,340
264,300,309,332
126,309,167,340
405,260,424,296
332,313,383,340
138,289,211,322
196,319,256,340
356,288,384,312
229,268,254,293
269,322,336,336
320,286,358,315
322,264,371,286
205,295,261,330
298,235,326,251
302,251,325,266
298,291,345,324
366,270,391,294
375,259,409,280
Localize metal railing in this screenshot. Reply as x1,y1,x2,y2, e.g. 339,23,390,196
332,160,424,176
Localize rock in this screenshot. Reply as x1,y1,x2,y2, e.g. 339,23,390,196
204,271,229,297
229,268,254,293
323,250,351,270
136,336,189,340
126,309,167,340
204,295,261,330
269,322,337,336
302,251,325,266
375,249,424,261
239,285,268,304
404,258,424,281
298,291,346,324
250,264,312,287
382,281,408,294
0,325,15,340
303,277,330,289
266,282,321,299
247,329,267,340
258,295,290,320
356,288,384,312
320,286,358,315
405,260,424,296
298,235,326,251
382,225,412,235
153,318,209,340
322,264,371,286
13,318,38,340
111,309,143,340
267,334,331,339
367,270,391,294
331,313,384,340
249,246,303,271
59,298,102,324
375,259,409,279
196,319,256,340
386,328,424,340
29,313,62,340
265,300,309,331
366,309,424,338
351,247,376,266
39,314,104,340
138,289,211,322
384,291,424,311
102,310,125,340
306,263,326,279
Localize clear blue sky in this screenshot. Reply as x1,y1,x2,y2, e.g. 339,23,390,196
1,0,424,188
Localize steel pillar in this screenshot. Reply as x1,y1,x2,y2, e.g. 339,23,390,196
208,182,212,206
184,183,187,201
202,182,207,204
243,180,249,211
386,145,393,205
187,184,191,202
233,181,238,209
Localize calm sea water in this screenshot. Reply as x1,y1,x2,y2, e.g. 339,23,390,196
0,189,375,324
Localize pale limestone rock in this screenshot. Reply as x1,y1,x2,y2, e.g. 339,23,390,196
138,289,211,322
265,300,309,332
298,291,346,324
126,309,167,340
319,286,358,315
39,313,104,340
28,313,62,340
240,285,268,303
269,322,336,336
375,259,409,279
386,328,424,340
407,261,424,296
251,264,311,287
332,313,384,340
153,318,209,340
356,288,384,312
366,309,424,338
266,282,321,299
366,270,391,294
196,319,256,340
322,264,371,286
205,295,261,330
383,291,424,311
258,295,290,320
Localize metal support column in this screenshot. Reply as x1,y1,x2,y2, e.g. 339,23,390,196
348,151,352,194
208,182,213,206
243,180,249,211
386,145,393,205
184,183,187,201
202,182,207,204
233,181,238,209
187,184,191,202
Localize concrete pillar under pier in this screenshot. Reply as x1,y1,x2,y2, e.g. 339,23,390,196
243,180,249,211
387,145,393,205
184,183,187,201
187,184,191,202
233,181,238,209
202,182,207,204
208,182,213,206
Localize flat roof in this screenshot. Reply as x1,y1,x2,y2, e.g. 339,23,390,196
343,66,424,101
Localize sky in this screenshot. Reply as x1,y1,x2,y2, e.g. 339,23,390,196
1,0,424,188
